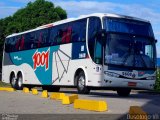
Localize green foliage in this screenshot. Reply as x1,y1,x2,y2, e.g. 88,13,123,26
0,81,11,87
3,0,67,34
0,0,67,69
155,69,160,91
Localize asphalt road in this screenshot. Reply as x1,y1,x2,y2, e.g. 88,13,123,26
0,88,160,120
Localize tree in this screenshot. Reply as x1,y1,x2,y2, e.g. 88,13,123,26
0,0,67,69
4,0,67,34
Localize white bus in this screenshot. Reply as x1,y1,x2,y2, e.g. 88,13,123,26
2,13,157,96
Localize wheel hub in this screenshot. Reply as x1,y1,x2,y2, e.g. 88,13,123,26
18,77,22,87
11,77,16,86
78,76,85,90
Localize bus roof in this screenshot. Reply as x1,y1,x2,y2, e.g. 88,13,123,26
6,13,150,38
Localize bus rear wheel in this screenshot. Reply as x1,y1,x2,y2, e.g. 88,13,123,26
16,73,23,90
117,88,131,97
76,71,90,94
10,73,16,89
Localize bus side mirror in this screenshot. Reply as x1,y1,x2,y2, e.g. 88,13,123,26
155,39,157,43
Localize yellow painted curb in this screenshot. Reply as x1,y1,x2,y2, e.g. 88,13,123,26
32,88,38,95
41,90,48,98
62,94,78,105
129,106,147,120
50,92,65,100
0,87,16,92
23,87,29,93
74,99,107,112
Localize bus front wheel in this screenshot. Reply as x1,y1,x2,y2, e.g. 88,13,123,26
117,88,131,97
76,71,90,94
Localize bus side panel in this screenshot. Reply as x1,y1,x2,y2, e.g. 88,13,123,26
52,44,73,85
2,46,60,85
2,43,104,87
2,52,13,83
52,42,103,87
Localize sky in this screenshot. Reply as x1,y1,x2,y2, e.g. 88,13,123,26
0,0,160,57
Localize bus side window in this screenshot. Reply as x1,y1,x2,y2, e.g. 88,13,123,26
20,36,25,50
56,28,63,44
5,38,12,52
24,33,31,50
94,39,102,64
58,24,68,44
50,25,63,45
15,37,20,50
71,22,78,42
61,27,67,44
71,19,86,42
11,37,17,52
41,29,50,47
38,32,42,48
66,26,72,43
78,20,86,42
88,17,102,64
49,27,57,45
61,26,72,44
8,37,14,52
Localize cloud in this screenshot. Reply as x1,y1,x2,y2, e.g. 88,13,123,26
155,32,160,36
0,0,160,57
156,40,160,57
0,2,5,6
157,49,160,58
52,0,160,23
1,0,160,23
10,0,35,3
51,0,160,57
0,7,19,18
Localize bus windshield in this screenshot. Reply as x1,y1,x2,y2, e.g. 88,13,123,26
104,17,156,69
104,17,154,37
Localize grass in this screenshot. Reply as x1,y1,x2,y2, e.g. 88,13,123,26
0,81,11,87
155,69,160,92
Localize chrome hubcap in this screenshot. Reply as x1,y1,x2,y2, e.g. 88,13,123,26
11,77,16,86
78,76,85,90
18,77,22,87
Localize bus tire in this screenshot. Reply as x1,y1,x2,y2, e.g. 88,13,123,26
42,85,60,92
10,72,16,89
77,71,90,94
117,88,131,97
16,73,23,90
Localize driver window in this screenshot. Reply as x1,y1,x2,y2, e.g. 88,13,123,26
88,17,102,64
94,40,102,64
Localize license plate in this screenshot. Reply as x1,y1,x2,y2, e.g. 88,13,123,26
128,82,137,87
